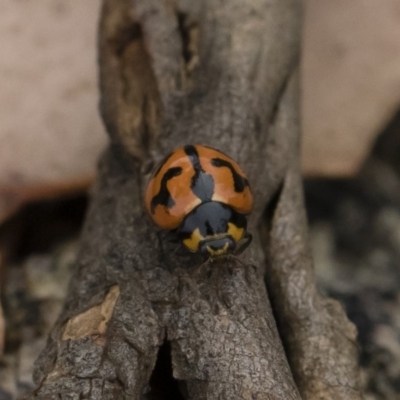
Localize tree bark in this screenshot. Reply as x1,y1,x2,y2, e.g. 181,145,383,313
26,0,361,399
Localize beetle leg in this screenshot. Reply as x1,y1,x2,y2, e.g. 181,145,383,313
164,229,180,243
234,232,253,256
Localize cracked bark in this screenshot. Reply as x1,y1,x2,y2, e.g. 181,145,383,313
25,0,362,399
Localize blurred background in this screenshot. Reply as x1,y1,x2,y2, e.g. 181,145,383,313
1,1,400,398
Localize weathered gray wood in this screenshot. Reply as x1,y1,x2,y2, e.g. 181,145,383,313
25,0,361,399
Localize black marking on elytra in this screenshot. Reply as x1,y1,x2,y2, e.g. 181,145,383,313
211,158,249,193
184,145,214,202
201,145,231,159
151,167,182,213
153,151,174,178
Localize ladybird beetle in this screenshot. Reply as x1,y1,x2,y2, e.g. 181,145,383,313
145,144,253,257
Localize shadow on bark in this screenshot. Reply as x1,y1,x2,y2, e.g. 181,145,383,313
25,0,361,398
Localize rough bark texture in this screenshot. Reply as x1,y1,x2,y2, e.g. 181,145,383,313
266,164,362,399
25,0,362,399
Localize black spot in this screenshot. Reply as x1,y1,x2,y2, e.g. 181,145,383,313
230,210,247,229
151,167,182,213
211,158,249,193
177,229,192,240
205,221,213,235
184,145,214,202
